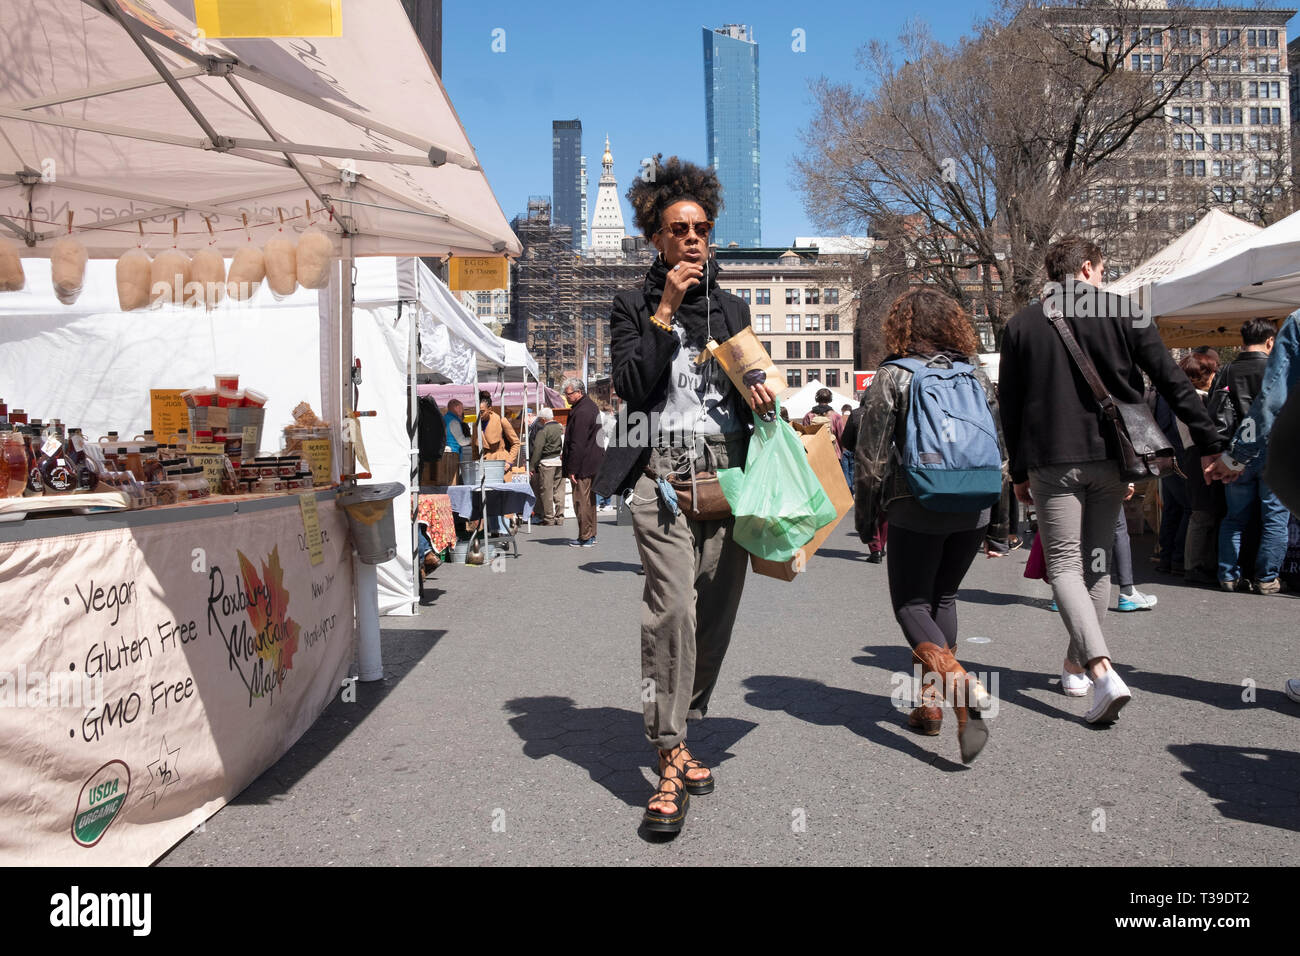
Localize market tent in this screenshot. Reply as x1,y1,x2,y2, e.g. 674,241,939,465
1107,209,1261,299
1149,207,1300,347
0,0,521,259
420,383,563,411
781,380,856,419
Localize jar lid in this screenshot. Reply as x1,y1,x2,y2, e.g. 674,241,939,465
116,447,128,455
141,444,159,453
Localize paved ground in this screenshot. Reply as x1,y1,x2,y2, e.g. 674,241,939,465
160,508,1300,866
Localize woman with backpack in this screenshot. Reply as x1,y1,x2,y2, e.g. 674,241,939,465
854,288,1006,764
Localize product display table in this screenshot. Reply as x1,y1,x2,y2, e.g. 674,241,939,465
0,488,356,864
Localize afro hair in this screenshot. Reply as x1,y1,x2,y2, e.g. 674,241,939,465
625,154,724,240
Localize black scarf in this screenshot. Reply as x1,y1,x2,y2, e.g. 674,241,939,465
642,254,722,349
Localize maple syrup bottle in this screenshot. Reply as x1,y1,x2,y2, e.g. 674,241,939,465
19,426,43,496
38,423,76,496
0,424,27,497
67,428,98,491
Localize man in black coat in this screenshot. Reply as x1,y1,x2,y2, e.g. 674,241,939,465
999,235,1224,726
561,379,605,546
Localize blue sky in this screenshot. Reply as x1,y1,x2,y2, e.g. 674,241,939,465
440,1,1000,247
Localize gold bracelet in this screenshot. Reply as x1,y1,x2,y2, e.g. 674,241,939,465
650,313,673,332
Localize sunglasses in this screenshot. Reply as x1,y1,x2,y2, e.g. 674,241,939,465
659,220,714,239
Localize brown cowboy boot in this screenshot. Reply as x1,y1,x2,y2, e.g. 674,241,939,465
907,675,942,736
912,642,990,765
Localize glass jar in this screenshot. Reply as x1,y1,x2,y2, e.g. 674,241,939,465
0,424,27,497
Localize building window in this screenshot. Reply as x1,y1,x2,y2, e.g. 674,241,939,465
804,314,820,331
826,341,840,359
806,341,821,359
736,288,751,303
756,289,771,305
824,315,839,332
753,313,772,332
805,288,820,304
786,341,801,360
788,370,802,389
786,314,800,332
785,288,800,305
807,369,821,384
825,369,840,388
824,288,840,304
760,340,771,355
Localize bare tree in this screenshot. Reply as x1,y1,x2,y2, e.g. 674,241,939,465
794,0,1266,344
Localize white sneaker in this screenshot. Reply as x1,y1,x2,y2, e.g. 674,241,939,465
1084,669,1132,724
1284,678,1300,704
1061,669,1093,697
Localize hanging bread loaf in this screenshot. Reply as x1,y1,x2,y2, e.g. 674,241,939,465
50,237,88,305
263,237,296,297
150,249,192,306
295,227,334,289
116,248,152,311
189,248,226,310
0,239,24,292
226,245,265,301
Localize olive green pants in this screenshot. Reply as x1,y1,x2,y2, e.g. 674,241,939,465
631,438,749,750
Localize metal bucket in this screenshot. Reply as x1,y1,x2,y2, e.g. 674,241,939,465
482,459,507,483
336,482,404,565
459,461,483,485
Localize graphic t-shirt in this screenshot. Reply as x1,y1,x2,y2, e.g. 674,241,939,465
650,327,741,445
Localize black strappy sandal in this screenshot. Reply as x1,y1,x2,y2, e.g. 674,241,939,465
643,748,690,834
679,745,715,796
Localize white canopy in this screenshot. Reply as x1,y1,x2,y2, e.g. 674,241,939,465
0,0,521,259
1149,207,1300,346
1108,209,1260,298
781,379,856,419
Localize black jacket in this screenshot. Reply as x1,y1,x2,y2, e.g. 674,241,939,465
595,286,753,497
1211,351,1270,434
840,405,865,459
562,394,605,479
999,296,1224,483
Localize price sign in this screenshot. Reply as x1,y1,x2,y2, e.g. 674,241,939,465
298,492,324,566
241,425,259,457
185,443,224,455
150,390,188,444
301,439,332,486
190,455,227,494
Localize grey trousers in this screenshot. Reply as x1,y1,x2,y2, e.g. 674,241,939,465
1030,460,1128,668
631,439,749,751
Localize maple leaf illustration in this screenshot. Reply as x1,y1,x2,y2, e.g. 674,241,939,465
237,546,301,679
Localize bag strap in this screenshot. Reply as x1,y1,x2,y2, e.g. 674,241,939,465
1046,312,1118,417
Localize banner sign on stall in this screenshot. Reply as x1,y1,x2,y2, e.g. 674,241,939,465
298,493,325,566
448,257,508,292
150,390,188,444
0,498,356,864
853,370,877,394
194,0,343,37
302,439,332,486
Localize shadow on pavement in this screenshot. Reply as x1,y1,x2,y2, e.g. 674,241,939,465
156,626,448,864
814,547,871,563
503,696,756,810
955,587,1033,607
741,674,968,771
1113,663,1295,713
578,561,643,575
1168,743,1300,832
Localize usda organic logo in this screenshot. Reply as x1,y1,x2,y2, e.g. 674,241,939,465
72,760,130,848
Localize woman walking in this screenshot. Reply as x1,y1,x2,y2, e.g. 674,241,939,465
854,288,1004,764
594,154,773,834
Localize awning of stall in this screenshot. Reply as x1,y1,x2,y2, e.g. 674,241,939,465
1147,208,1300,347
0,0,521,260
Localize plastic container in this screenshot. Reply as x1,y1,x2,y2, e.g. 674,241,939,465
214,373,239,391
216,388,241,409
242,388,267,408
336,482,404,564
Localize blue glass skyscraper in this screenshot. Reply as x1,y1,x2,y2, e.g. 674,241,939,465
552,119,584,250
703,24,760,248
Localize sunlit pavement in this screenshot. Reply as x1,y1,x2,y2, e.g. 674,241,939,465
161,512,1300,866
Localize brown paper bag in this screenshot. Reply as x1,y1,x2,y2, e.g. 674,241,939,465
750,422,853,581
706,327,787,392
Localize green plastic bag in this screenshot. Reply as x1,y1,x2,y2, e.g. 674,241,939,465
717,400,839,562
